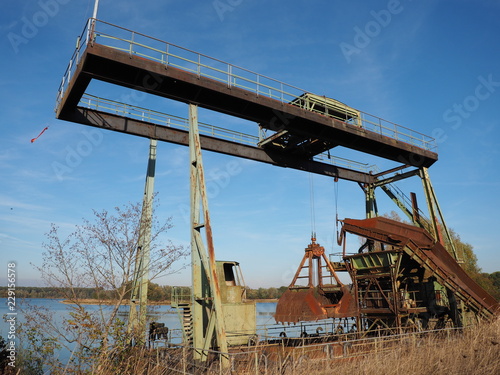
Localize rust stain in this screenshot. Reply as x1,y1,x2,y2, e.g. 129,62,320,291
275,237,357,324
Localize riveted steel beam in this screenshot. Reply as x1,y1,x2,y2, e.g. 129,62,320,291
62,106,375,184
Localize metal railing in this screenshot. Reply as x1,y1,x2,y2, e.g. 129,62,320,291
78,94,379,174
161,325,464,374
372,164,434,232
56,18,93,107
79,94,258,146
315,152,376,174
56,18,437,152
171,286,191,308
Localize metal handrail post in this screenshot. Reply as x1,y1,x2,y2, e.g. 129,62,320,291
197,53,201,77
129,31,135,56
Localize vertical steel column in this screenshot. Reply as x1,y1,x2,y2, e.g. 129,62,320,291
346,261,363,337
379,185,419,225
308,251,313,287
128,138,156,345
419,167,459,260
364,184,377,218
420,167,439,241
389,263,401,333
92,0,99,19
189,104,229,367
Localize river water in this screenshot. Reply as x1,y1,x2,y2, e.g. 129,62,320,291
0,298,280,365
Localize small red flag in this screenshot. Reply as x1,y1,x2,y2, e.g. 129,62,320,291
31,126,49,143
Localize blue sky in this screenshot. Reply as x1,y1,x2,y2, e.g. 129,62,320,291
1,0,499,288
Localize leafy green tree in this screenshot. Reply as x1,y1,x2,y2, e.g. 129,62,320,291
488,271,500,290
483,272,500,300
244,286,287,300
267,287,278,299
147,282,164,301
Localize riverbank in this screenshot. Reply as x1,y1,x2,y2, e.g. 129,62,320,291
60,299,171,305
60,298,278,305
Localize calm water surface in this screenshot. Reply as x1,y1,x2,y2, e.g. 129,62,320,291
1,298,278,364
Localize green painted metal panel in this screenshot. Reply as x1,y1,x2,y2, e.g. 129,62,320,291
349,251,399,270
222,302,256,346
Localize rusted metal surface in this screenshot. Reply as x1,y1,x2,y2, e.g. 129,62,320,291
406,240,499,316
341,217,499,320
341,217,435,248
56,40,438,168
275,285,358,324
275,238,357,324
64,106,374,183
189,104,228,365
275,288,330,323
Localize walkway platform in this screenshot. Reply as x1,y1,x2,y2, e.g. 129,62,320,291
56,19,438,180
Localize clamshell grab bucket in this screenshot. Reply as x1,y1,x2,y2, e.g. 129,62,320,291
274,238,357,324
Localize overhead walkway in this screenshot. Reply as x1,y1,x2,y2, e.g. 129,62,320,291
77,94,375,183
56,18,438,173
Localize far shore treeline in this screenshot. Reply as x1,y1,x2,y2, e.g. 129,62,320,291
2,271,500,302
0,283,290,301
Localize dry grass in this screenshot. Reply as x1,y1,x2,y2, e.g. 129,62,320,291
83,318,500,375
315,318,500,375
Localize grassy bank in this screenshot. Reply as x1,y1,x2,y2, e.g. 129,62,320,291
86,318,500,375
320,318,500,375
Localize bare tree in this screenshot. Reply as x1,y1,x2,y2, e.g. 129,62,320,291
23,200,187,372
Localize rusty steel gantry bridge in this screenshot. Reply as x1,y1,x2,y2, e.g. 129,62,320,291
55,18,497,366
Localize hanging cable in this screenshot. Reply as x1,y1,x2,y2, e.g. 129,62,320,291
333,176,340,251
309,173,316,238
334,176,339,228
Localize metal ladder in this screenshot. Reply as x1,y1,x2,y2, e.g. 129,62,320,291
172,287,194,345
179,303,193,345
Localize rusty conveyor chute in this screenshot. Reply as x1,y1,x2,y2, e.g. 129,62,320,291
340,217,499,318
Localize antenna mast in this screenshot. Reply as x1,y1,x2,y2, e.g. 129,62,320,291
92,0,100,19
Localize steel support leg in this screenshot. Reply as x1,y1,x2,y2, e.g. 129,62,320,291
128,138,157,345
364,184,377,218
419,167,459,260
189,104,229,368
